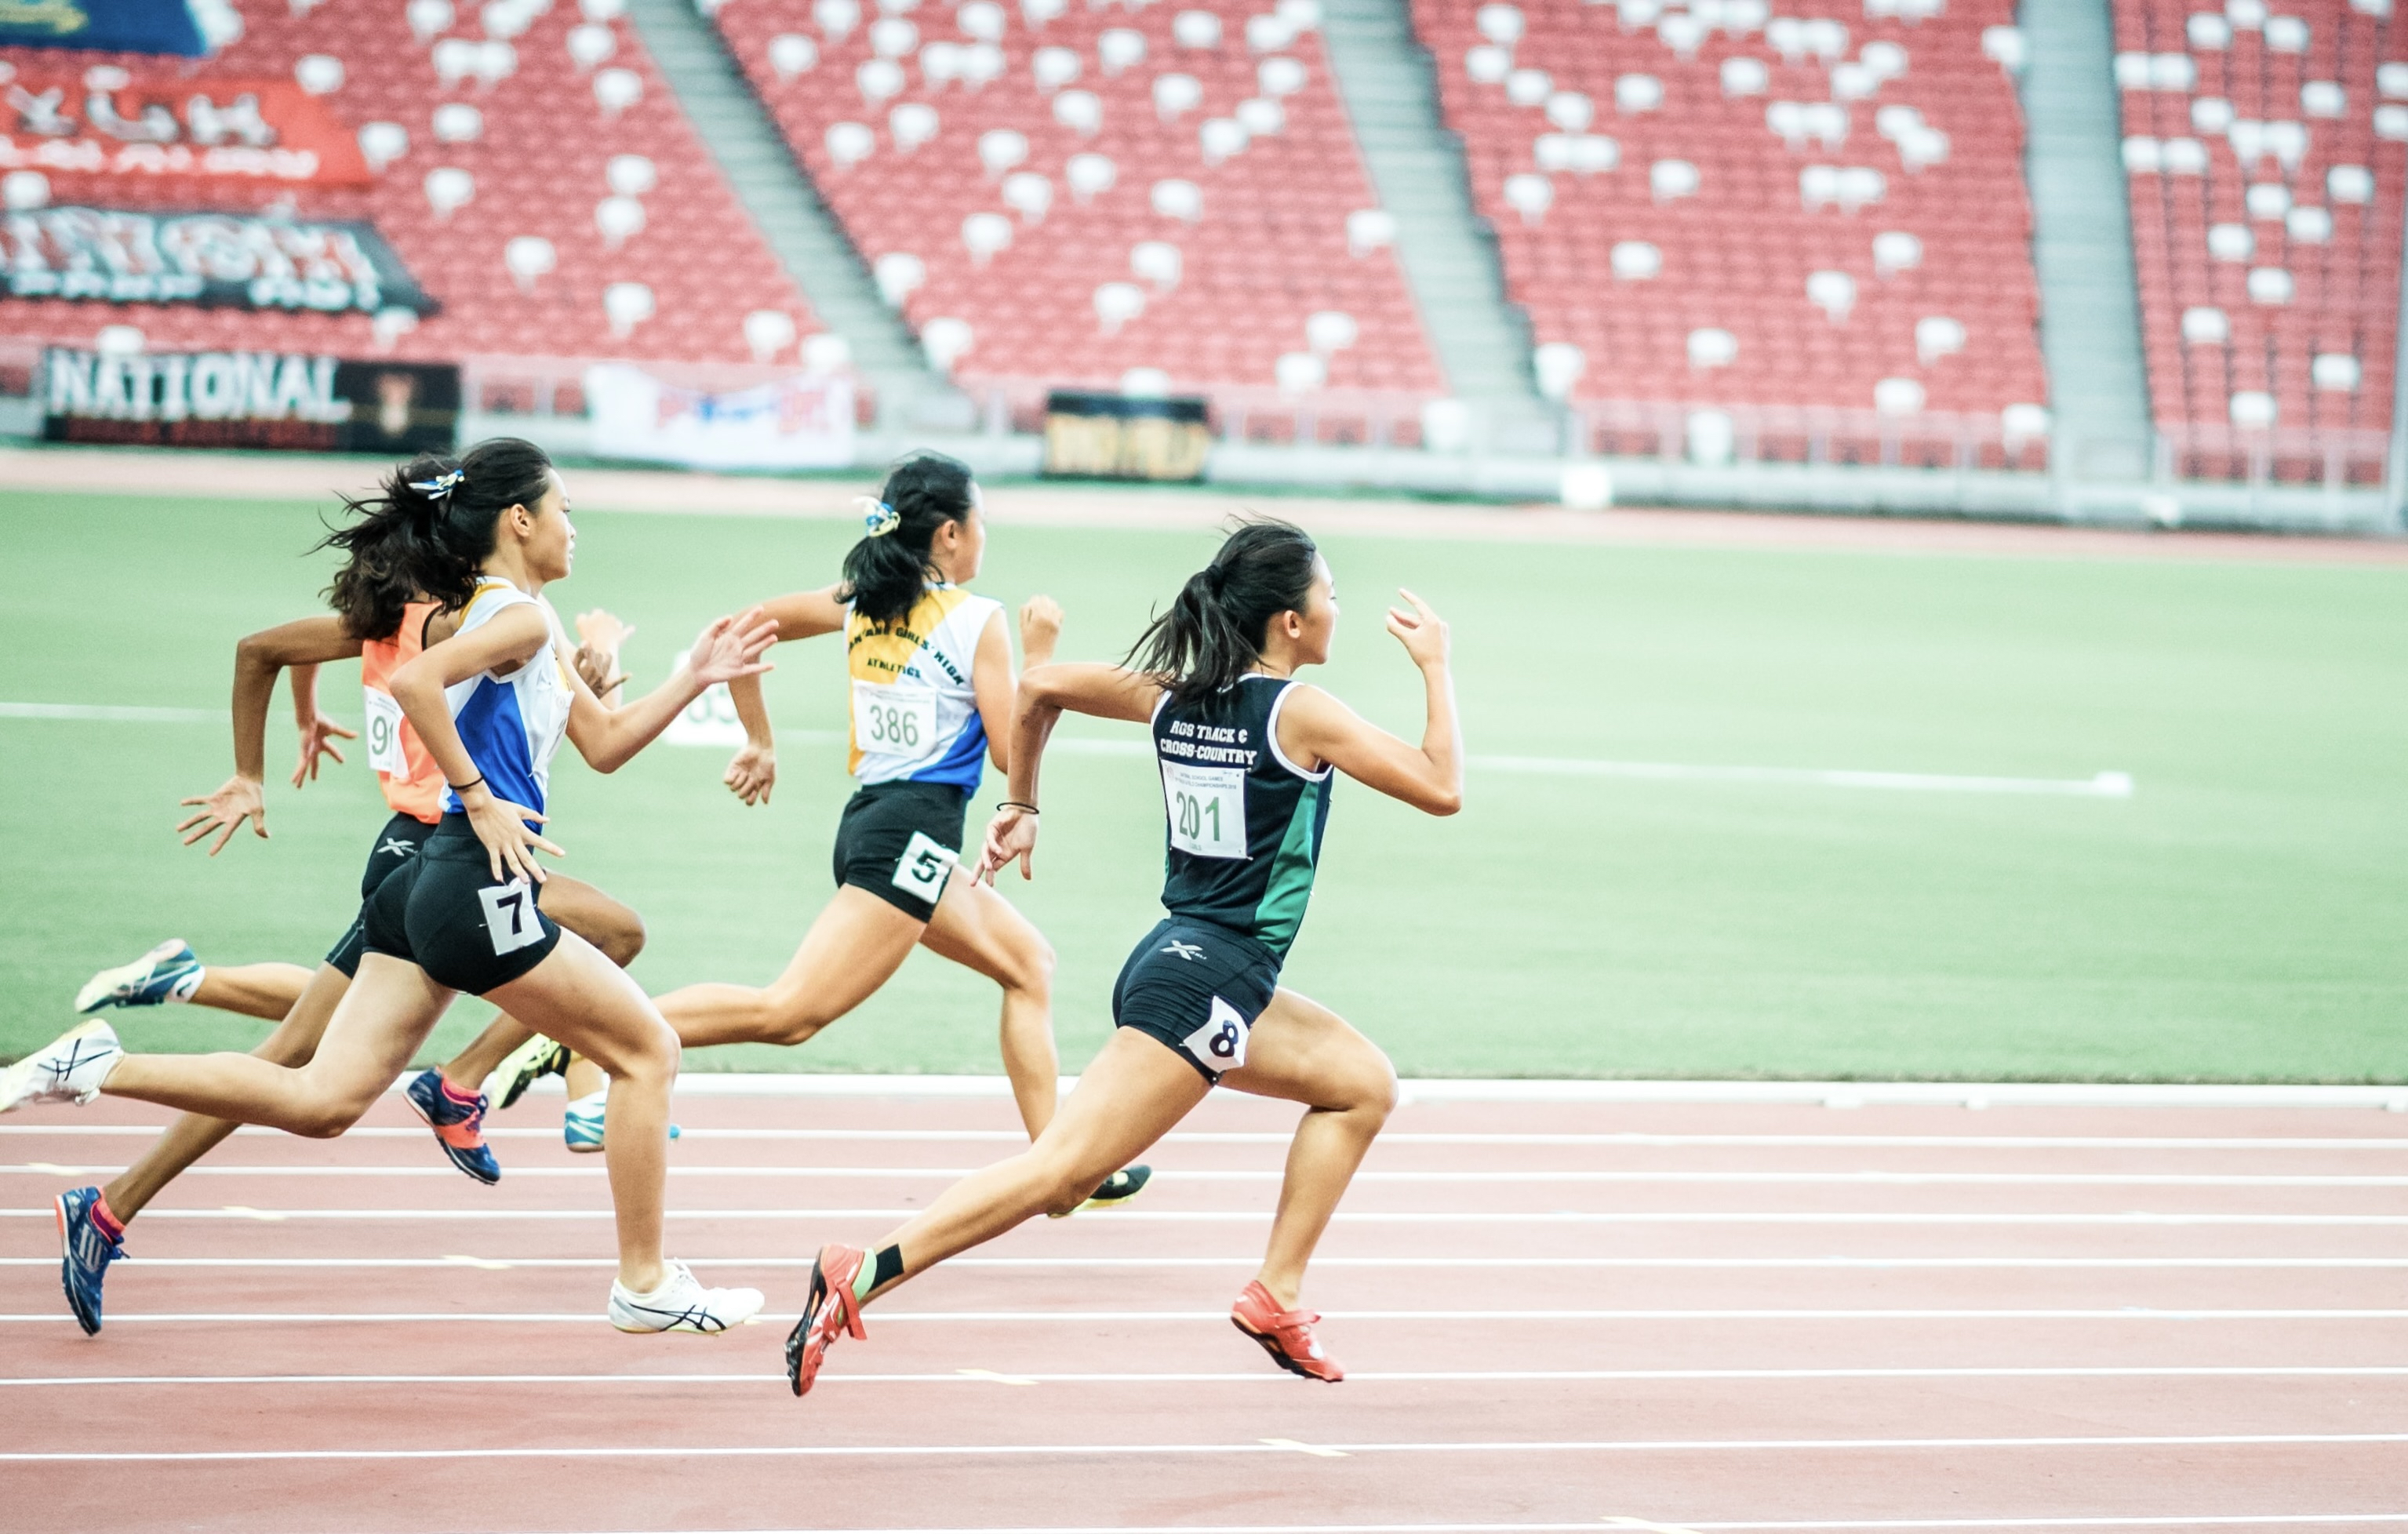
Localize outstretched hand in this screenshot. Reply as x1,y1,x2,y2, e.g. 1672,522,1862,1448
688,607,778,689
1385,587,1450,669
176,775,267,856
460,787,563,885
723,740,777,806
291,712,357,787
974,805,1039,885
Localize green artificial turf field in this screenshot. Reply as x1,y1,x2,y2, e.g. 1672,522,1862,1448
2,482,2403,1081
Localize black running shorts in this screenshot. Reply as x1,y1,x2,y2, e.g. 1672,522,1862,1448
831,780,969,924
361,816,562,994
1111,917,1282,1085
325,812,439,978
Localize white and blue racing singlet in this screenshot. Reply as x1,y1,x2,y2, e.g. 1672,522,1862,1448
438,577,575,819
844,584,1001,791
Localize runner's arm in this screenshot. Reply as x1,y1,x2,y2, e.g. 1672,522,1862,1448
1275,590,1462,816
390,603,565,882
176,615,363,854
969,596,1061,772
722,585,846,805
975,663,1163,882
564,607,777,774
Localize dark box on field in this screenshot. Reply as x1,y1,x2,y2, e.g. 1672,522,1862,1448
1043,391,1210,482
42,350,460,453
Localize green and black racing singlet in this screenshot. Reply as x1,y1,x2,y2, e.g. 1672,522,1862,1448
1150,674,1333,958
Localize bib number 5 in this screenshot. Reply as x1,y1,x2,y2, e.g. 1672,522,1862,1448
891,830,958,903
478,879,547,957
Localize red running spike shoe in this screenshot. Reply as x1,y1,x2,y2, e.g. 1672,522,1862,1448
786,1242,868,1398
1230,1279,1344,1383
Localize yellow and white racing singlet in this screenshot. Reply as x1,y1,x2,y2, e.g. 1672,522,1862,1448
844,584,1001,789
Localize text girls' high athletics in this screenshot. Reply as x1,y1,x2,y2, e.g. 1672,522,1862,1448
653,453,1145,1207
4,439,774,1332
47,516,644,1332
784,520,1462,1393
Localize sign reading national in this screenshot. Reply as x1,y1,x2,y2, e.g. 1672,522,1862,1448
1,206,432,314
43,348,461,453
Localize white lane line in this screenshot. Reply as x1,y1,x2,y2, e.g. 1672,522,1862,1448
7,1207,2404,1226
4,1431,2401,1463
5,1254,2399,1271
15,1164,2407,1188
326,1518,2408,1534
0,701,220,722
1057,736,2137,798
0,707,2131,798
10,1365,2408,1388
7,1308,2405,1325
12,1127,2408,1149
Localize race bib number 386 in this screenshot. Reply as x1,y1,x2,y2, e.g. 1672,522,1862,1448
1162,762,1247,860
853,681,938,758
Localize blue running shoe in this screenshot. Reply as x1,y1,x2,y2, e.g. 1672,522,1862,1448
403,1069,500,1185
564,1089,607,1154
56,1187,123,1336
75,940,201,1013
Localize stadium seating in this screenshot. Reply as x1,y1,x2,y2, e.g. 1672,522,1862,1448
2,0,820,375
710,0,1446,422
2113,0,2400,482
1413,0,2050,465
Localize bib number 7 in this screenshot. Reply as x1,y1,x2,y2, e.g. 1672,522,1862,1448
478,879,547,957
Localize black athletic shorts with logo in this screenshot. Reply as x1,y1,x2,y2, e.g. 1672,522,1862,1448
831,780,969,924
1111,916,1282,1085
361,816,562,994
324,812,439,978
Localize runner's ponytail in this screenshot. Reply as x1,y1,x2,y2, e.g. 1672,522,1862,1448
1128,521,1319,704
317,438,555,637
841,451,976,627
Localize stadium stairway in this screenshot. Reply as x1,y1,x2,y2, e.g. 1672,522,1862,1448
1319,0,1560,453
623,0,967,430
2021,0,2156,481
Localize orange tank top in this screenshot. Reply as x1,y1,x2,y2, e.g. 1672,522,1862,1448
359,600,444,824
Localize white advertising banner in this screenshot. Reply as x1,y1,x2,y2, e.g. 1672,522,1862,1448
584,364,853,471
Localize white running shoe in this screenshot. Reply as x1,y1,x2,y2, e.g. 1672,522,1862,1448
75,940,200,1012
607,1260,764,1335
0,1021,123,1113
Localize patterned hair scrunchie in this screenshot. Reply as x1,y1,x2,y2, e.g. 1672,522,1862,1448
409,468,465,500
856,496,901,536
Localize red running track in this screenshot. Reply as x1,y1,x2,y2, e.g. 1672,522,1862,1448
2,1091,2405,1534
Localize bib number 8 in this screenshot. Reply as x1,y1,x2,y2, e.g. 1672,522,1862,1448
1180,995,1252,1074
478,880,547,957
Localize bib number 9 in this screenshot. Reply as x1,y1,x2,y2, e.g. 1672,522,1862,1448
852,682,938,758
1162,762,1247,860
478,879,547,957
363,687,406,776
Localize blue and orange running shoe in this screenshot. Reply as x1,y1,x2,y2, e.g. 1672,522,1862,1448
402,1069,500,1186
75,940,201,1012
56,1187,124,1336
786,1242,868,1397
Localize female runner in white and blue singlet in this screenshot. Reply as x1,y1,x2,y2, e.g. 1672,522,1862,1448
2,439,775,1335
783,518,1464,1394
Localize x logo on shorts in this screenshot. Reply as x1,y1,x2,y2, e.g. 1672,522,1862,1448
380,838,420,860
1162,940,1205,961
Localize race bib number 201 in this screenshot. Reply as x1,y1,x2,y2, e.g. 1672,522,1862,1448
1162,762,1247,860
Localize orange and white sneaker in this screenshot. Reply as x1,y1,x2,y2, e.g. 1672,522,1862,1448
785,1242,868,1398
1230,1279,1344,1383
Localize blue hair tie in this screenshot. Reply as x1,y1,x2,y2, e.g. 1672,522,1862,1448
409,468,465,500
857,496,900,536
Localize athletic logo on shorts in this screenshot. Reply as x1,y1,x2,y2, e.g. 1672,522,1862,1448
892,831,958,904
379,838,420,860
1161,940,1205,961
1180,994,1249,1074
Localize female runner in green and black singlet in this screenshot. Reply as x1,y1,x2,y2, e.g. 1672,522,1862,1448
784,518,1463,1394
